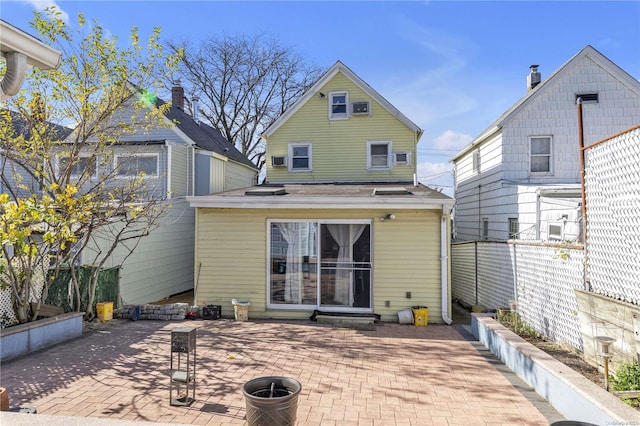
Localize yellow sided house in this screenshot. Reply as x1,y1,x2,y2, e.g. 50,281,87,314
188,61,454,323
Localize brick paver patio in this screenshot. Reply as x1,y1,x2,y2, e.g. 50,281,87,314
0,319,559,425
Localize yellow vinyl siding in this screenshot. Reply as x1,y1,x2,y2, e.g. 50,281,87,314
373,210,442,323
194,208,444,322
266,73,417,183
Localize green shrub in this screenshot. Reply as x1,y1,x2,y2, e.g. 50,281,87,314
612,361,640,407
613,362,640,392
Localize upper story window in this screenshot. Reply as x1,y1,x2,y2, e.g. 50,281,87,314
481,217,489,240
58,155,96,177
367,140,392,170
530,136,552,174
472,150,480,174
288,143,312,171
329,91,348,120
116,154,159,177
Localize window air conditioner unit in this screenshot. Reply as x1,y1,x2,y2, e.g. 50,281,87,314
350,101,370,115
271,156,287,167
393,152,410,165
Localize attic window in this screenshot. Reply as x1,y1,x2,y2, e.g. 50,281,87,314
329,91,348,120
245,187,286,196
576,93,598,104
373,187,412,195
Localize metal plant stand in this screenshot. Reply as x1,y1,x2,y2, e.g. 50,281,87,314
170,327,196,406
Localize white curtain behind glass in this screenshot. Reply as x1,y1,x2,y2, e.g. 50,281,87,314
326,224,366,306
276,223,314,304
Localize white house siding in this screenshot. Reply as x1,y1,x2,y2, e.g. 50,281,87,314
454,132,504,241
454,53,640,243
538,196,581,241
91,198,195,305
502,55,640,184
225,160,256,190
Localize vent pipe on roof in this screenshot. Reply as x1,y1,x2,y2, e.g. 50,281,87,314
192,96,199,123
527,64,541,91
172,80,184,109
0,52,28,101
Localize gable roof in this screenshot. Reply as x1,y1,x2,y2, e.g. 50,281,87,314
157,98,258,170
451,45,640,162
262,60,423,139
1,109,72,141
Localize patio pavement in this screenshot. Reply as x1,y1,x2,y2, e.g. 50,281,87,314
0,317,563,425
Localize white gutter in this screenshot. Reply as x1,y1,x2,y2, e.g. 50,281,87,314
1,52,27,100
1,20,61,101
441,206,453,325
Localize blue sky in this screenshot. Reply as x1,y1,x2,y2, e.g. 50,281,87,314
3,1,639,195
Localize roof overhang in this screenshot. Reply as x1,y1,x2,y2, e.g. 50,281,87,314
187,194,454,211
188,183,454,211
536,185,582,197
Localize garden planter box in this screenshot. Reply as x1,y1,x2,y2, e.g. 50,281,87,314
0,312,84,362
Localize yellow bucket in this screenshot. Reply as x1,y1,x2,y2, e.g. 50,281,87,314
412,307,428,327
97,302,113,321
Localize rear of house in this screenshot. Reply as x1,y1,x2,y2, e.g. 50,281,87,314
189,61,454,323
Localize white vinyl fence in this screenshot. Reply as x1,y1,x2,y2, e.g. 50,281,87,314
452,241,585,351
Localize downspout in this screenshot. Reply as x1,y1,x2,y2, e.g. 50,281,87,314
0,52,27,101
166,143,172,199
191,146,195,196
577,97,589,290
441,206,453,325
535,189,541,240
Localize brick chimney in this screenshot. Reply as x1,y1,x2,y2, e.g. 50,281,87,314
172,80,184,109
527,65,541,91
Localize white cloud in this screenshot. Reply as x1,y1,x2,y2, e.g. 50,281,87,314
24,0,70,23
416,160,454,196
432,129,473,151
417,160,451,181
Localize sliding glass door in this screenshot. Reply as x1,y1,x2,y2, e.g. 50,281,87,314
268,220,372,311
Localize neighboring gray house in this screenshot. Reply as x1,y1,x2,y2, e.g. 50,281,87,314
87,83,258,304
451,45,640,243
1,83,259,305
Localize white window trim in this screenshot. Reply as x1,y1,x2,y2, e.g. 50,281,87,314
393,152,411,166
508,218,519,240
266,218,372,311
548,223,564,241
287,142,312,172
472,150,480,174
367,140,392,170
481,217,489,240
115,153,160,178
529,135,553,175
329,91,349,121
57,154,97,178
